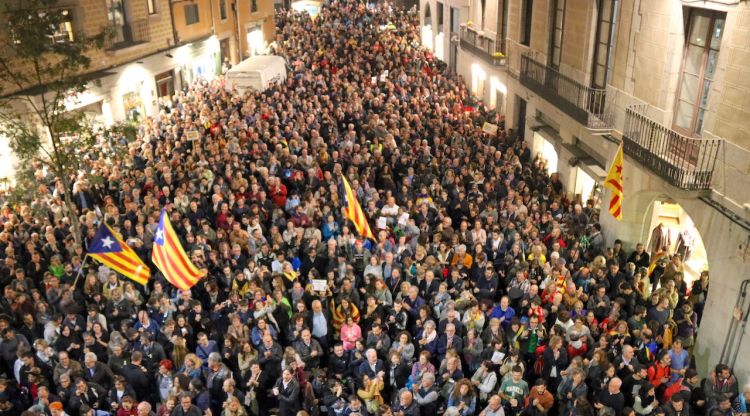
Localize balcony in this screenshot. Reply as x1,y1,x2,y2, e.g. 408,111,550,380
520,54,612,130
459,25,506,67
104,19,150,50
622,105,722,190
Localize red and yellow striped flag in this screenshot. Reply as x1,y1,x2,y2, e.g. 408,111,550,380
341,175,375,240
604,143,624,221
152,209,206,290
89,224,150,285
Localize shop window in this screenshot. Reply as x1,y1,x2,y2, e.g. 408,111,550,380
185,4,200,25
591,0,619,89
220,0,228,20
520,0,533,46
673,8,725,136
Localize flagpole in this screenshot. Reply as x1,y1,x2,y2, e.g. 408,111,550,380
70,253,90,291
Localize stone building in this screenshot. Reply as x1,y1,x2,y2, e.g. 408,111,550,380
421,0,750,379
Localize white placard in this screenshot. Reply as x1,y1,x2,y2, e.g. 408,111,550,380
312,279,328,292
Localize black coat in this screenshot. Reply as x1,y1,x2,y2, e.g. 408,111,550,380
119,363,151,402
274,378,300,416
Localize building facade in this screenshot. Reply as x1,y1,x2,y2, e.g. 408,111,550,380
421,0,750,378
1,0,275,124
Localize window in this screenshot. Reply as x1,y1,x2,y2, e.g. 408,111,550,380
106,0,128,44
50,9,75,43
591,0,619,89
147,0,156,14
219,0,228,20
185,4,199,25
499,0,508,53
437,2,443,33
520,0,533,46
549,0,565,68
251,0,258,13
674,8,725,136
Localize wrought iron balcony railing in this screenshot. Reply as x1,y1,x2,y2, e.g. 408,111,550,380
459,26,506,67
622,105,722,190
520,54,612,129
104,19,150,50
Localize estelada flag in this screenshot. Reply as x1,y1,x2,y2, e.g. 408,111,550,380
88,224,150,285
152,209,206,290
604,143,624,221
341,176,375,240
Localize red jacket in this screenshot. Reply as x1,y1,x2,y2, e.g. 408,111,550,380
648,362,671,387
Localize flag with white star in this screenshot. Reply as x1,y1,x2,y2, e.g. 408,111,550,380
89,223,150,285
152,209,206,291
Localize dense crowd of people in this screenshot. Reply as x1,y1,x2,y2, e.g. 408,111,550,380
0,1,745,416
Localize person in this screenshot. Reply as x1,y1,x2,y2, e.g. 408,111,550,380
171,394,202,416
413,372,440,416
357,373,384,414
446,378,477,416
480,395,505,416
388,389,418,416
704,365,739,408
524,379,554,416
557,369,587,412
595,378,625,416
273,368,300,416
633,382,658,416
499,366,529,416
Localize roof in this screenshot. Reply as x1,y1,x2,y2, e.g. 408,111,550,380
227,55,286,74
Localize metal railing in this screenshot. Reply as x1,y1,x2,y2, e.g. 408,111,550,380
459,26,506,66
520,54,612,129
622,105,722,190
104,19,150,50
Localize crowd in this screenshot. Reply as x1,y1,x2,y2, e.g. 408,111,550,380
0,0,746,416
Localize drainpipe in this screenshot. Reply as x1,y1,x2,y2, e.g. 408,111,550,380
234,0,243,61
169,0,180,47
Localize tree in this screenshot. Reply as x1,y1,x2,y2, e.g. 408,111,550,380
0,0,108,245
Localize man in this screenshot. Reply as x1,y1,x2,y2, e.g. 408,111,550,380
194,332,219,369
294,329,324,369
82,352,113,391
524,379,554,416
499,366,529,416
358,349,385,381
137,401,155,416
622,364,648,407
365,324,391,358
343,395,368,416
393,390,420,416
134,332,166,371
480,395,505,416
205,352,231,416
53,351,83,386
258,334,282,380
310,300,332,351
613,345,641,380
119,351,151,403
273,368,300,416
68,378,106,415
328,343,351,381
595,378,625,416
704,364,739,408
413,372,440,416
171,394,202,416
664,393,691,416
489,296,516,329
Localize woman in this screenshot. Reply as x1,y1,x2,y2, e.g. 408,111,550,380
471,360,498,403
237,341,258,380
55,325,83,361
156,396,176,416
331,297,360,332
542,335,569,394
463,328,484,372
390,331,415,363
364,256,383,280
557,368,588,412
634,382,659,416
463,300,486,334
180,354,203,379
361,295,384,332
415,320,439,357
122,282,144,307
411,351,436,384
340,315,362,351
226,314,250,342
373,278,393,306
358,374,385,414
447,378,477,416
221,395,248,416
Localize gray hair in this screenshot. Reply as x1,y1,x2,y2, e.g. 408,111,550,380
208,352,222,363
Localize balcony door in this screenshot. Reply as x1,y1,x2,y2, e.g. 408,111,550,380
107,0,130,44
673,8,725,137
591,0,619,89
